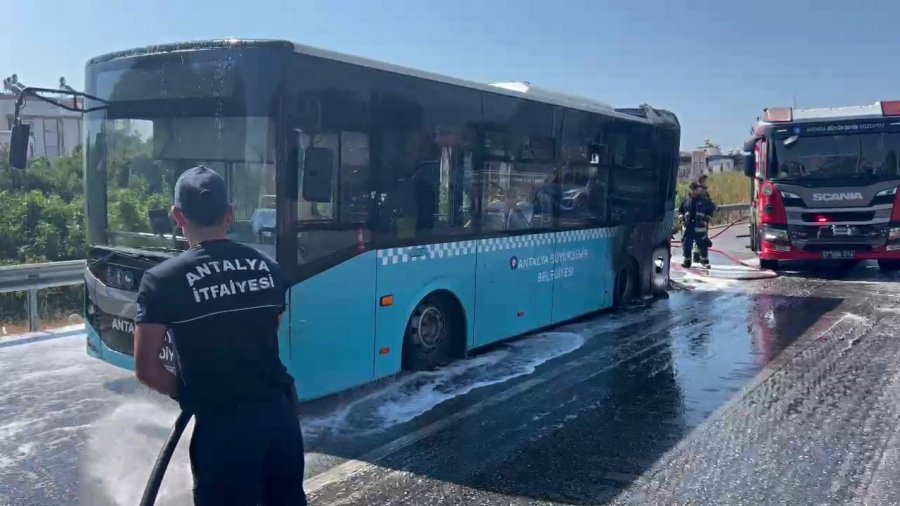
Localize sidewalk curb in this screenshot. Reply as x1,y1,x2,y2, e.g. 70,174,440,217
0,324,85,349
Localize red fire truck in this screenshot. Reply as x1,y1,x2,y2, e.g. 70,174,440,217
743,101,900,271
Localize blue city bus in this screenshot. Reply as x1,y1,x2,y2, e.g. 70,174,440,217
81,40,680,400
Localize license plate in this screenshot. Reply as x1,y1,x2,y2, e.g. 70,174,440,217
822,250,855,259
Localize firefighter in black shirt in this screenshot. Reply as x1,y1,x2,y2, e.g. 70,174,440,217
134,166,307,505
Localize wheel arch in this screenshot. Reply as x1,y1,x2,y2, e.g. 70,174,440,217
399,284,469,371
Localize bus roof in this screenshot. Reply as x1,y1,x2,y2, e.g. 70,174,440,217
87,38,677,128
290,42,672,124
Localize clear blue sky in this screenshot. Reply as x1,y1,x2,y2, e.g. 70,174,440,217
4,0,899,151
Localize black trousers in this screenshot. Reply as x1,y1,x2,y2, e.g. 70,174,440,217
190,396,308,506
682,228,709,261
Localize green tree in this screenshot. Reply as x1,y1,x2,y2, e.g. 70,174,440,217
0,147,87,264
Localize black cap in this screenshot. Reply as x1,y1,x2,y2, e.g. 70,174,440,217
174,166,229,226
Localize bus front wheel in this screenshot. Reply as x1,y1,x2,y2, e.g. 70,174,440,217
402,296,456,371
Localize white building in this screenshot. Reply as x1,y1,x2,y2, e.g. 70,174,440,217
707,154,735,173
677,152,692,179
1,76,83,160
679,139,743,179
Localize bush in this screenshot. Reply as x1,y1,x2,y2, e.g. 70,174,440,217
0,190,86,264
676,172,750,207
707,172,749,206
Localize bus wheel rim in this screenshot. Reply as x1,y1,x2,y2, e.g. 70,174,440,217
415,306,444,350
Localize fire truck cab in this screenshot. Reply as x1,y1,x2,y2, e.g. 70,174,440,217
743,101,900,271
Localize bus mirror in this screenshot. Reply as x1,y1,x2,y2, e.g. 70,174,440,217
302,147,334,203
8,123,30,169
783,135,799,148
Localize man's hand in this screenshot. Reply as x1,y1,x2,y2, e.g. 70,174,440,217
134,323,178,398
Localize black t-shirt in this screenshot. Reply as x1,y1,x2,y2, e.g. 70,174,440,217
135,239,295,414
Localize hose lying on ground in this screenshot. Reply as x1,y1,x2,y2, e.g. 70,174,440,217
139,410,193,506
671,214,749,245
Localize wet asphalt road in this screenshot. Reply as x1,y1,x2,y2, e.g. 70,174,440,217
4,229,900,505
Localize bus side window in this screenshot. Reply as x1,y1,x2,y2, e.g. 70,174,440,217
606,122,657,225
559,109,607,228
295,131,372,266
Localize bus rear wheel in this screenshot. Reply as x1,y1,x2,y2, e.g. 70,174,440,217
613,260,638,308
402,296,455,371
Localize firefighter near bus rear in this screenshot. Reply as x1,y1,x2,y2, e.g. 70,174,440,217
679,181,714,268
692,174,717,262
133,166,308,505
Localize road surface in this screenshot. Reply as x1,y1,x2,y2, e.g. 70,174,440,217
4,226,900,505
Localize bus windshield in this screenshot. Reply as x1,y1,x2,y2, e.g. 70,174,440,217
85,114,276,253
83,47,282,255
771,131,900,184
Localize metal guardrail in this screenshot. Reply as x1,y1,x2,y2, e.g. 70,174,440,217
714,203,751,213
0,260,85,332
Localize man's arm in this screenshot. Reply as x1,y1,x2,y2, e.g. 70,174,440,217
134,323,178,398
134,271,177,397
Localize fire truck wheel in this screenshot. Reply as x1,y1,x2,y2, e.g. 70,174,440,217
760,259,779,271
878,259,900,272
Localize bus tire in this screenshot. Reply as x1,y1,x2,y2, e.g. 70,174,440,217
402,295,457,371
760,259,779,271
878,259,900,272
613,258,638,308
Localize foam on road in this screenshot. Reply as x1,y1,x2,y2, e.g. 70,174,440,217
2,306,662,504
304,331,586,438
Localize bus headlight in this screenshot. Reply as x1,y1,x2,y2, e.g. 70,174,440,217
762,225,789,242
890,226,900,241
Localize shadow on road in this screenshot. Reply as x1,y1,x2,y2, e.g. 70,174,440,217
300,290,844,504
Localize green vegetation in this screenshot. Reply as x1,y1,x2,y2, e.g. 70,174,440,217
0,148,88,331
673,171,751,233
0,148,87,265
676,171,750,207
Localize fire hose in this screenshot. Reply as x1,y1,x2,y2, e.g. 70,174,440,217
139,410,192,506
671,214,754,265
671,213,750,244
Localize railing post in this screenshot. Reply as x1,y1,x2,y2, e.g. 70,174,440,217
27,288,39,332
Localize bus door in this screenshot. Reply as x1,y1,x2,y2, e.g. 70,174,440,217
474,161,555,346
372,132,479,377
551,160,611,322
286,130,378,400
